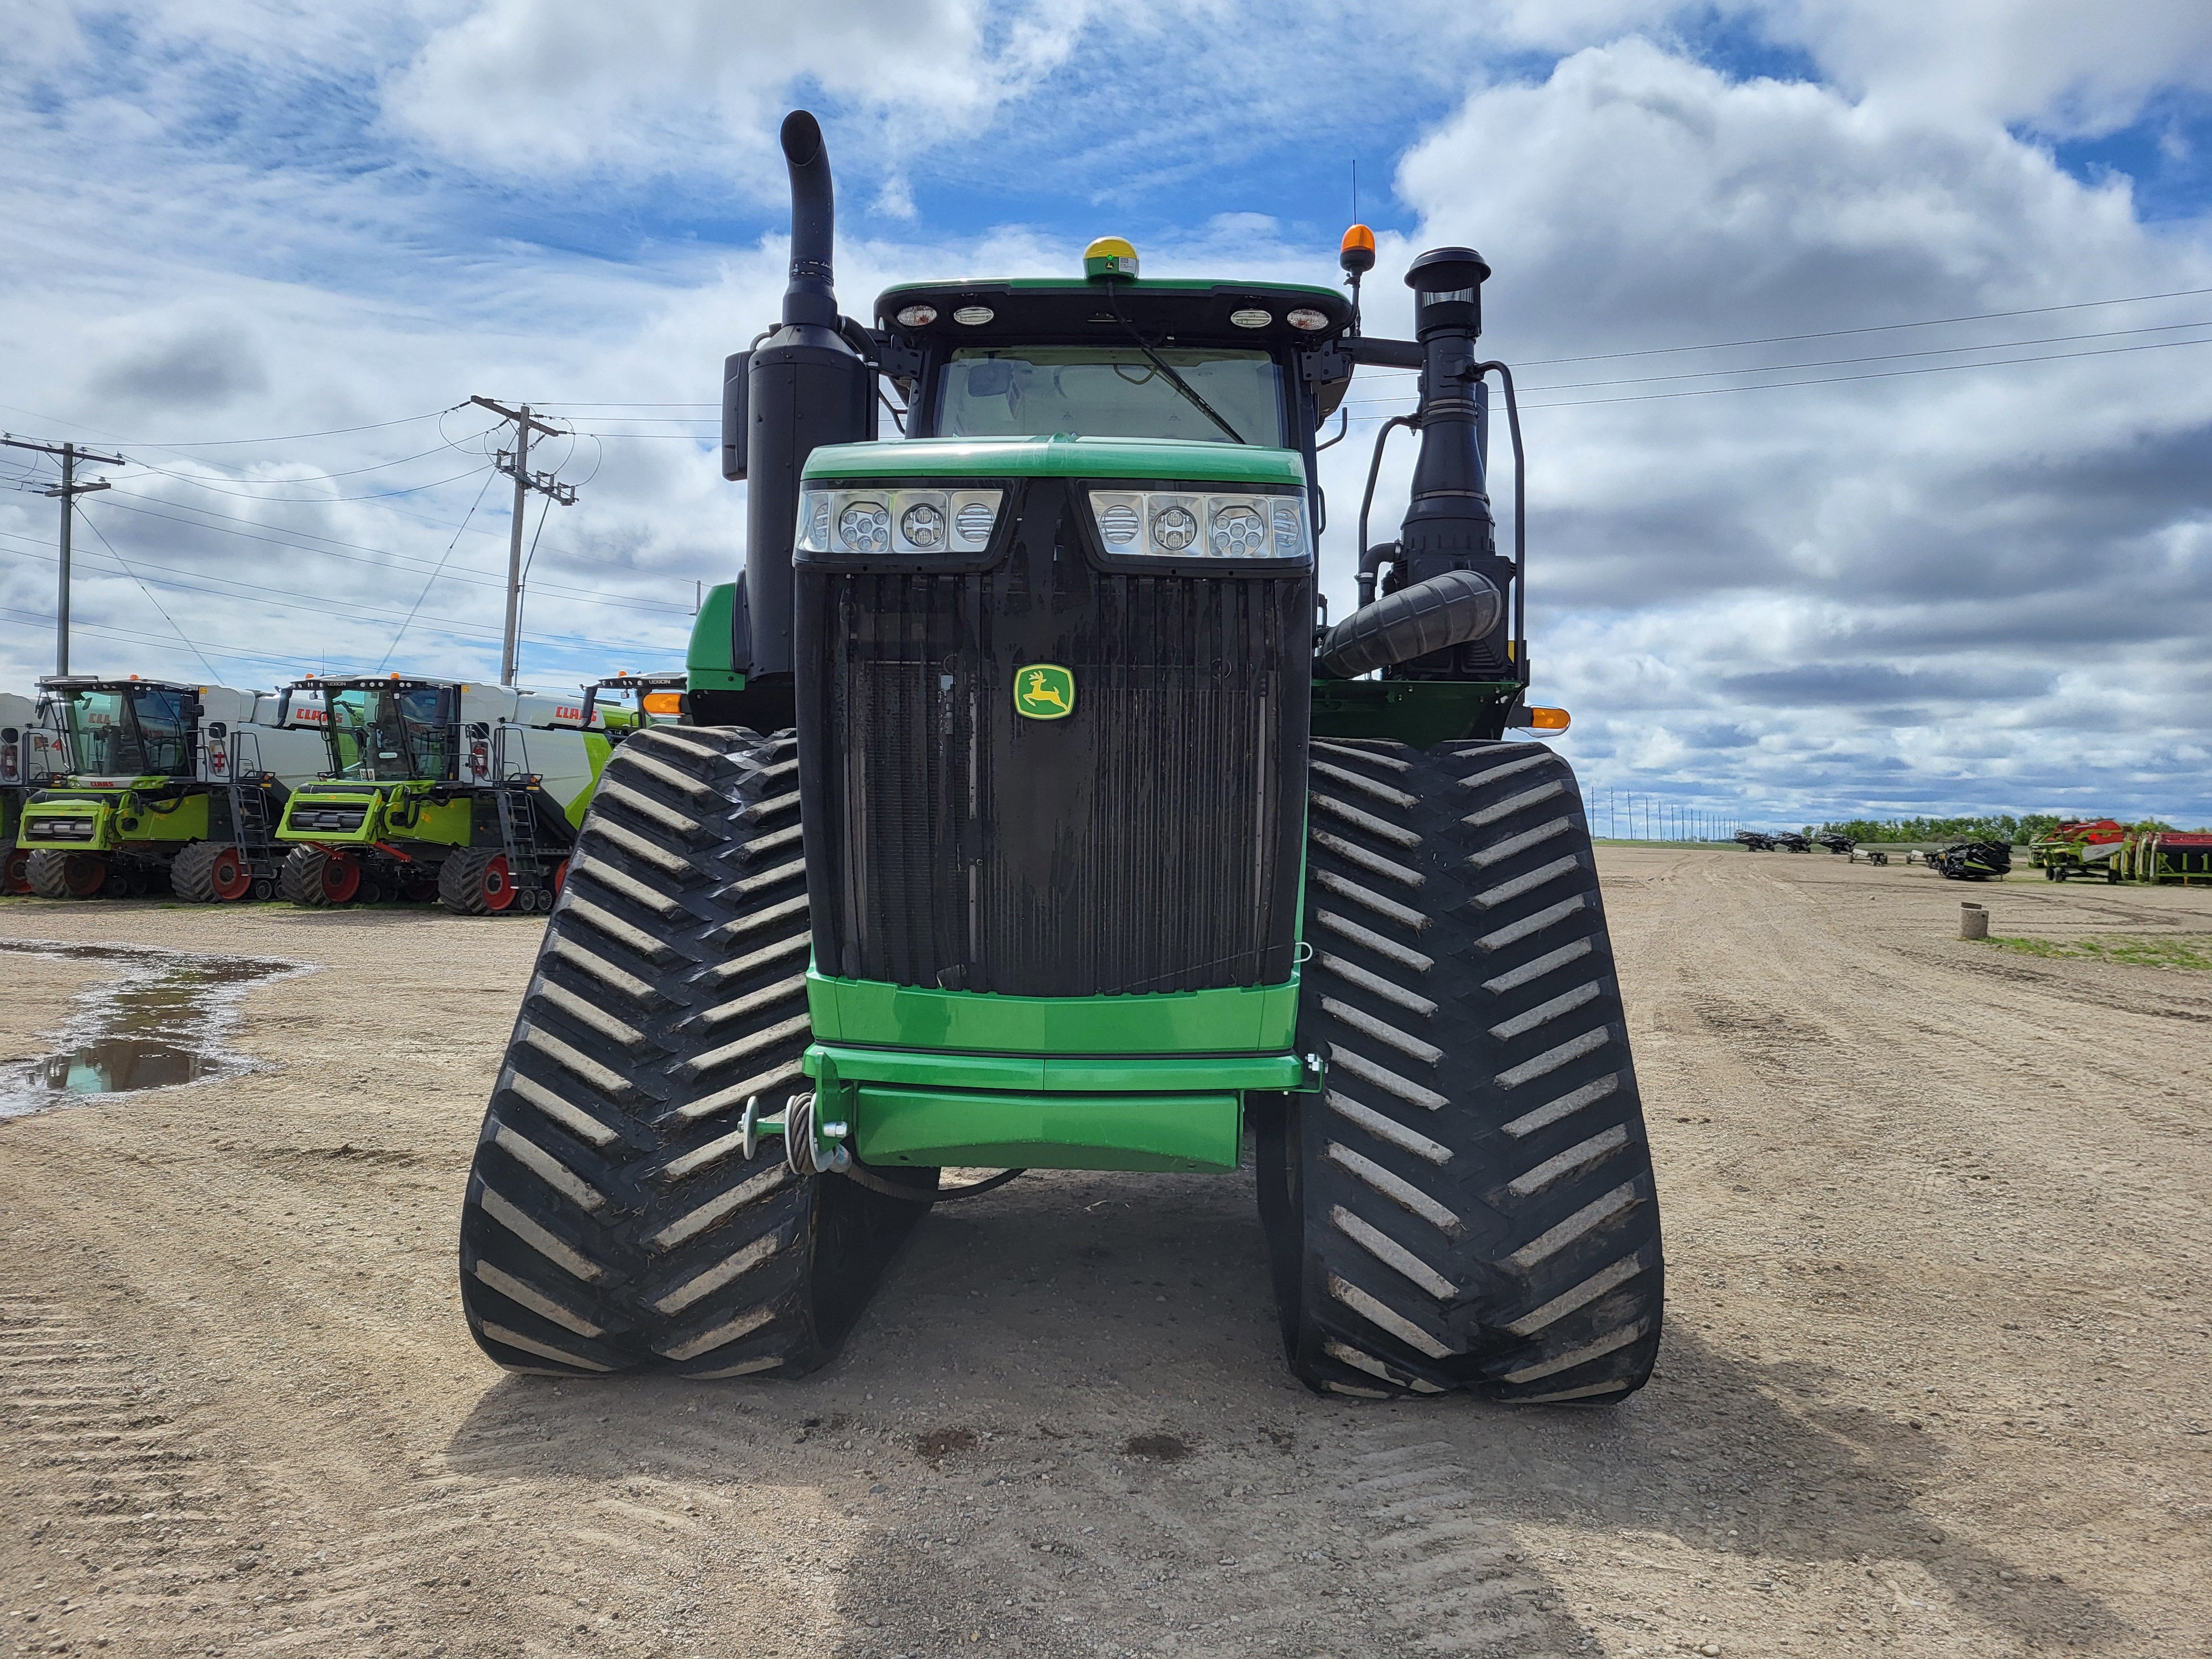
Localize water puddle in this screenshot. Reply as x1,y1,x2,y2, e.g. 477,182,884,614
1,941,307,1118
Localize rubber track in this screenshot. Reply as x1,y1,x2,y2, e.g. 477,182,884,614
279,845,343,907
169,839,224,903
456,725,933,1379
1268,738,1664,1402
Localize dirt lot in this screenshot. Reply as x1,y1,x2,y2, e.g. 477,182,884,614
2,850,2208,1659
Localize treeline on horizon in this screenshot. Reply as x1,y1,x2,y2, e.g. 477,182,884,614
1808,814,2189,845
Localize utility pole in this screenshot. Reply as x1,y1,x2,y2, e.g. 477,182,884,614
470,397,576,685
2,434,127,675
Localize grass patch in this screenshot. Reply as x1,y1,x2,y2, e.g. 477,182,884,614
1990,935,2212,972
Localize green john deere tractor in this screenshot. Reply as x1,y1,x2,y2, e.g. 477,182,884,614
457,111,1664,1401
273,675,612,914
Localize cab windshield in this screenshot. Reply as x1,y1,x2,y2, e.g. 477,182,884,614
933,346,1283,446
325,685,454,782
60,685,192,778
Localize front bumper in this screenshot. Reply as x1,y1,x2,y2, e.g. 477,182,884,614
801,971,1311,1173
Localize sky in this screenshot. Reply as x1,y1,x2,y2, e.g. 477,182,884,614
3,0,2210,828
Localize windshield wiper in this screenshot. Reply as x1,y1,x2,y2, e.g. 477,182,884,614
1103,281,1247,444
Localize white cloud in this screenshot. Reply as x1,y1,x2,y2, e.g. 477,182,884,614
384,0,1098,192
1384,39,2212,817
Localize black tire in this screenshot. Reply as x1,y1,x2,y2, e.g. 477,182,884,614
172,839,220,902
27,848,105,900
280,844,358,907
0,839,26,896
1258,738,1665,1403
439,847,521,915
456,726,937,1379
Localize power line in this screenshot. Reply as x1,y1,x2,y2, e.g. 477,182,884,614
380,469,498,671
82,492,690,614
69,508,223,682
107,459,496,505
1,432,127,675
1511,281,2212,368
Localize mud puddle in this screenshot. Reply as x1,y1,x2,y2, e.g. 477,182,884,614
1,940,306,1118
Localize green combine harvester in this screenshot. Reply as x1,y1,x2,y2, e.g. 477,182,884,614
457,112,1664,1401
14,675,325,900
273,675,617,913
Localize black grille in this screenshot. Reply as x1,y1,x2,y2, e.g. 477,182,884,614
797,481,1310,1000
298,807,368,832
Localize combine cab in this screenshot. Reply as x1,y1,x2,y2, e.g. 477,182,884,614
273,676,612,914
14,676,323,900
571,671,688,744
455,112,1665,1401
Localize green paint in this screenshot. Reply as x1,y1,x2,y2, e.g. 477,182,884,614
18,797,112,851
802,435,1306,487
1311,676,1523,749
410,794,473,846
806,970,1299,1053
853,1086,1241,1172
805,1041,1305,1095
1014,663,1075,721
686,582,747,691
562,733,613,827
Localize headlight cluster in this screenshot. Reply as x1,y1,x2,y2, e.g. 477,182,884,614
1087,489,1310,561
796,487,1004,556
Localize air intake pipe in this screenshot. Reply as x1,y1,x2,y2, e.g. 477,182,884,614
735,111,874,686
1315,567,1500,679
1325,246,1522,683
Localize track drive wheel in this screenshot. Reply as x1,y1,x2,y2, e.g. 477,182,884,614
456,726,937,1379
27,849,107,900
1,841,28,896
1258,739,1665,1404
440,848,518,915
280,844,361,906
171,841,254,902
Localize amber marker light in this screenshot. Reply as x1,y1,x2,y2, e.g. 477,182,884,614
642,691,684,715
1529,707,1571,731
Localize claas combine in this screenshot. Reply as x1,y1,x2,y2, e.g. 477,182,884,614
273,675,613,913
456,112,1664,1401
13,675,323,900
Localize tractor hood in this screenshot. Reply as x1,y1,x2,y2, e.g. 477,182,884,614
801,434,1304,487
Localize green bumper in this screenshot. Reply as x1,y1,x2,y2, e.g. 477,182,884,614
802,971,1312,1173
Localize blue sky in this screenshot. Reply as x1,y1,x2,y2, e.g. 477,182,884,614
3,0,2210,827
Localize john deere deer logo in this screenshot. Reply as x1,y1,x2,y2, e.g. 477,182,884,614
1014,664,1075,721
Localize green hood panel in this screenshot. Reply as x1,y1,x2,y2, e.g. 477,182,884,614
801,435,1306,488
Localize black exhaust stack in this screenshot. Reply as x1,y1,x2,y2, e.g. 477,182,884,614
1329,247,1519,682
717,111,873,722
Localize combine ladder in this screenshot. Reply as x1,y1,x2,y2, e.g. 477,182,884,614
225,730,286,894
491,725,550,902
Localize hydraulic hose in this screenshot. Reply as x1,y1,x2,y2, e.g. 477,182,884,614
1473,359,1526,685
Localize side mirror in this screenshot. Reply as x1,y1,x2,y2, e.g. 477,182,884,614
721,350,751,481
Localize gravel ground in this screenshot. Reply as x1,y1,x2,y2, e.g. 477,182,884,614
1,849,2208,1658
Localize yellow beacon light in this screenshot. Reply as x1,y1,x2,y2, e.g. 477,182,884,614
1339,223,1376,275
1083,236,1139,280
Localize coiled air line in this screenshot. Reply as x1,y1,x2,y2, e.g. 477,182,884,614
739,1093,1024,1202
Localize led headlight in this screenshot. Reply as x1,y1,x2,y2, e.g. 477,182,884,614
796,487,1004,555
1086,489,1311,560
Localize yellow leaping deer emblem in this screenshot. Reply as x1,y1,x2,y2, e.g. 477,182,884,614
1014,664,1076,721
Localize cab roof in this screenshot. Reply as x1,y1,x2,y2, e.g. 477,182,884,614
874,278,1353,351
